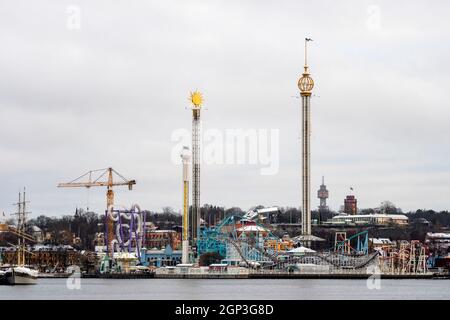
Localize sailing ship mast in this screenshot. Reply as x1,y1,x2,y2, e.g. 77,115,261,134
14,188,30,267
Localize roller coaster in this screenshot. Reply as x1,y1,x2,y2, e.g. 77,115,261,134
334,231,369,256
270,251,379,271
377,240,428,274
197,214,378,271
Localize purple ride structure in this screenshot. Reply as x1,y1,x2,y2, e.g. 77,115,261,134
101,204,145,273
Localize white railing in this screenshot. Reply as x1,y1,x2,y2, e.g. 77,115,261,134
155,266,249,276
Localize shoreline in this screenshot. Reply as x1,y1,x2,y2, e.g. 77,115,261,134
38,272,447,280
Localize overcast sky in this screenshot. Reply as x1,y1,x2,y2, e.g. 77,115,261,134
0,0,449,217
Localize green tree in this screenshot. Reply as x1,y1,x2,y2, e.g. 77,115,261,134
199,252,224,266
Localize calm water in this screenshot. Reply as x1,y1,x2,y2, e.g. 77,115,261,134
0,278,449,300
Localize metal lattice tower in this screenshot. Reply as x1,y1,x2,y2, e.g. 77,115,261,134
298,38,314,237
190,91,203,252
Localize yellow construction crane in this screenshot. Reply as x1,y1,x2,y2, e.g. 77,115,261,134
57,167,136,256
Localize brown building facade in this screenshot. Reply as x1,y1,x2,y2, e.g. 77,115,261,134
344,195,357,215
144,230,181,250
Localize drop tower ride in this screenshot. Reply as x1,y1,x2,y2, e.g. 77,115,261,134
298,38,314,238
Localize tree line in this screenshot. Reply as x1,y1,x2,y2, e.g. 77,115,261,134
1,204,449,250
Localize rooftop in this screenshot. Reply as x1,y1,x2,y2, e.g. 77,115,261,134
236,225,268,232
426,232,450,239
370,238,394,245
332,214,408,220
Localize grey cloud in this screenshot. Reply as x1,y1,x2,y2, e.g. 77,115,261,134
0,0,449,217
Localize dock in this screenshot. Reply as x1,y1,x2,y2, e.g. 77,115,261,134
32,269,445,280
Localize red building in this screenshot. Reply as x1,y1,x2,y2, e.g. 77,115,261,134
144,230,181,250
344,195,357,215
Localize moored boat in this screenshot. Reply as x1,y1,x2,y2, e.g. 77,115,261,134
5,266,38,285
1,189,39,285
0,270,7,285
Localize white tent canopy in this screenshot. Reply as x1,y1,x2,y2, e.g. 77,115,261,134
236,225,268,232
288,246,316,253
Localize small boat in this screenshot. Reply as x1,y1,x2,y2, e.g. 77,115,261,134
0,270,7,285
4,266,38,285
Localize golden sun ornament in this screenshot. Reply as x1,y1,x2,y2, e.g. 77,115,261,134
190,90,203,108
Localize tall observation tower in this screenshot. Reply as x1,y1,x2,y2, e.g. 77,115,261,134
190,91,203,252
298,38,314,238
317,176,329,223
180,146,191,264
317,176,329,212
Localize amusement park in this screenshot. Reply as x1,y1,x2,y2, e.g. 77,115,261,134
0,38,449,284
